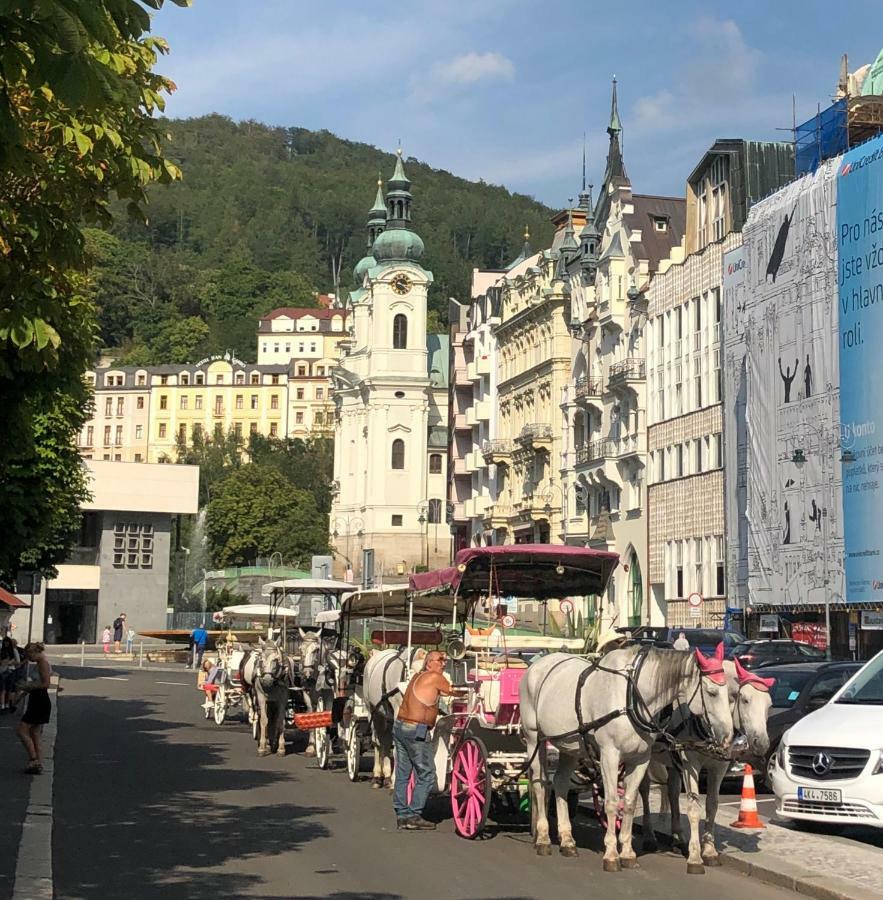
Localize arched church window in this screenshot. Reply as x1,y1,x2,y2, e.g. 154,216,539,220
393,314,408,349
427,498,442,524
391,438,405,470
429,453,443,474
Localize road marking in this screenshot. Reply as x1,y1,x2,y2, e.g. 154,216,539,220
13,689,58,900
97,676,129,681
156,681,189,686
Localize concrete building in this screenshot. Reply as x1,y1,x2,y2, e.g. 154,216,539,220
560,81,685,630
646,140,794,627
79,367,151,462
330,156,449,580
12,460,199,644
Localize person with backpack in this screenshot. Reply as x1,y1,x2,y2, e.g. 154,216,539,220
190,624,208,670
112,613,126,653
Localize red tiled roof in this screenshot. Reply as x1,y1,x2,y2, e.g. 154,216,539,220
0,586,28,608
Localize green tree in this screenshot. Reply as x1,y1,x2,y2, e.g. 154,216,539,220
0,0,188,580
205,464,327,568
175,426,244,507
247,434,334,514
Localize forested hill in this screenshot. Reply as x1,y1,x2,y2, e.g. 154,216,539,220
90,115,556,365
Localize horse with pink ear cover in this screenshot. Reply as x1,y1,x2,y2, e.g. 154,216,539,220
694,644,727,685
733,656,776,691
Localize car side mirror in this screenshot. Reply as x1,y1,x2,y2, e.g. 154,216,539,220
807,694,829,710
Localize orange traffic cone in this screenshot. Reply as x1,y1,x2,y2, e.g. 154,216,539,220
730,764,765,829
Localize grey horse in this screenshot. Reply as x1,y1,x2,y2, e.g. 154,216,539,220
240,639,290,757
520,645,734,872
362,646,426,788
293,628,343,757
639,656,773,871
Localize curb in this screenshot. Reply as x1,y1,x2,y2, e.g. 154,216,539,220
633,821,883,900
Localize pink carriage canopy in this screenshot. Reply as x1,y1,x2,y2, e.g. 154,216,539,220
408,544,619,600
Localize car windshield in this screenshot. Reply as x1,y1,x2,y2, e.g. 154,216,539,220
682,630,726,646
764,669,814,707
732,642,765,657
796,643,826,658
836,653,883,705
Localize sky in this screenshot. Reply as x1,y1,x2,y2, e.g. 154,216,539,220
151,0,882,207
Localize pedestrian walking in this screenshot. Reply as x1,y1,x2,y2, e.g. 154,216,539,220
126,627,135,655
0,636,22,713
673,631,690,650
392,649,454,831
14,642,52,775
190,624,208,670
101,626,112,655
112,613,126,654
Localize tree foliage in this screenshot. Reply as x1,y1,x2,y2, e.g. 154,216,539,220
205,464,327,568
0,0,188,580
89,116,555,361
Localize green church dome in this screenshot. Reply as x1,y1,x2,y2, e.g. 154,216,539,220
353,254,375,284
372,227,424,263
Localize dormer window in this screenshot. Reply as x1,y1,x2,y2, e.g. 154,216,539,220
652,217,668,233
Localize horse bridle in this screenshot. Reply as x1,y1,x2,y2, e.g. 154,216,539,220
255,646,287,687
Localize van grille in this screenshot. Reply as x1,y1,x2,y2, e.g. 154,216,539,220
788,746,870,781
782,799,877,820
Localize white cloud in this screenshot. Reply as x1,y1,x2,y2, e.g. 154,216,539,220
409,51,515,103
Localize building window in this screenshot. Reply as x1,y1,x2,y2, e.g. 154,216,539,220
262,343,267,354
298,343,305,353
195,374,204,385
270,423,278,437
136,397,144,410
316,387,324,400
274,343,279,354
195,395,203,410
711,156,728,242
675,443,684,477
391,438,405,469
715,535,726,596
116,397,124,416
317,366,325,376
695,438,704,474
193,423,202,439
114,425,122,446
296,388,304,400
694,538,704,594
697,191,707,248
429,453,443,474
214,396,223,416
428,498,442,524
181,374,190,386
180,396,188,409
250,395,258,409
675,541,684,598
251,373,260,385
693,357,702,408
104,397,112,416
235,373,244,384
271,374,280,385
86,426,94,446
134,453,142,462
159,395,168,410
658,448,666,482
236,395,243,410
714,432,723,468
297,365,306,377
392,514,403,526
112,522,153,569
234,422,242,436
653,216,668,232
249,422,258,434
314,411,324,425
713,348,721,403
393,314,408,349
137,374,146,386
215,374,223,385
135,425,143,440
158,423,166,439
674,365,682,416
270,394,279,410
295,411,304,424
160,375,168,385
178,423,186,443
103,425,111,445
285,343,291,354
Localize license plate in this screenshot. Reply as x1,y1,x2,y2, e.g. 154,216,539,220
797,786,842,803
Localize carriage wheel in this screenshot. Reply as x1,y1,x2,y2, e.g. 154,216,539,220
346,723,361,782
451,736,491,839
315,699,331,770
213,683,227,726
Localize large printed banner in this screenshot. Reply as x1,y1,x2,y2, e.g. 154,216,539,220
837,133,883,603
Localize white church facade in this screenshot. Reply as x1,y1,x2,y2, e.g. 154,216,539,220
330,154,449,581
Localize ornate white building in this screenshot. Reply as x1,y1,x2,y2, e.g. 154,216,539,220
330,155,449,581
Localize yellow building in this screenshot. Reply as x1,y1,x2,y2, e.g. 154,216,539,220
147,358,289,462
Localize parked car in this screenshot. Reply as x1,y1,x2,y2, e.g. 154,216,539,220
731,639,827,668
753,661,863,787
772,649,883,829
625,627,745,657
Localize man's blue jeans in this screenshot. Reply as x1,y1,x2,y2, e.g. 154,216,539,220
393,719,435,819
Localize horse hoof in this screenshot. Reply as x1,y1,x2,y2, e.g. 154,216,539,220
559,844,579,859
276,748,286,757
687,863,706,875
620,857,640,870
535,843,553,857
702,855,721,868
257,748,271,757
371,778,383,789
602,858,621,873
303,747,316,757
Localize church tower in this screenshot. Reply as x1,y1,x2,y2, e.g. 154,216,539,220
330,152,447,581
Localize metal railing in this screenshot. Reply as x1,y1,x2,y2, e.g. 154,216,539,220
482,438,513,455
575,376,602,399
608,358,646,381
576,440,616,465
519,423,552,441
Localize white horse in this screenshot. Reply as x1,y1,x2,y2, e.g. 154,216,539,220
240,639,290,757
362,647,426,788
639,656,773,871
520,645,733,872
292,629,333,756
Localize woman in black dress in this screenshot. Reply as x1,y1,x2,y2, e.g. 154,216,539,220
15,642,52,774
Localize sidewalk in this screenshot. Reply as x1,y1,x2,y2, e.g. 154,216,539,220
0,712,31,898
640,788,883,900
46,645,193,674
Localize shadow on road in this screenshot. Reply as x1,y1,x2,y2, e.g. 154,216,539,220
54,679,331,900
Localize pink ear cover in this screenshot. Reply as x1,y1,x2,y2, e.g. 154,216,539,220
734,656,775,691
695,647,727,685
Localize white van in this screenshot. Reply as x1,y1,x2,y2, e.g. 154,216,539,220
772,648,883,828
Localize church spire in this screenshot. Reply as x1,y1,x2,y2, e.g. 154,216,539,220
386,147,412,229
603,77,626,183
367,175,386,248
579,183,600,280
608,76,622,136
578,135,591,211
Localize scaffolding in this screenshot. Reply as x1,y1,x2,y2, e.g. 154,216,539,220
795,94,883,176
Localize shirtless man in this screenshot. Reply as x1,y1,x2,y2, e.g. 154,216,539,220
393,650,454,830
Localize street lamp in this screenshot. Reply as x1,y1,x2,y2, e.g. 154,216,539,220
417,501,429,569
540,482,567,544
790,424,852,661
331,515,364,577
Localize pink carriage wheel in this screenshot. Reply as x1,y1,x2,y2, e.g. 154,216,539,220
451,736,491,839
406,770,416,807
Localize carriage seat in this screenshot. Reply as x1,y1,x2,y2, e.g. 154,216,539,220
370,629,443,647
475,667,525,722
201,683,219,695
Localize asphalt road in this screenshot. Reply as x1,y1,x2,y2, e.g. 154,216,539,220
46,667,799,900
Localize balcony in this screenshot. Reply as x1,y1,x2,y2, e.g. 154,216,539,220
466,406,478,427
453,365,468,383
453,456,468,476
465,450,484,473
516,423,553,450
453,412,470,431
575,439,616,467
466,361,477,381
474,399,490,421
597,298,622,332
616,432,647,460
607,358,646,391
574,376,602,403
475,355,491,377
482,438,513,464
482,500,513,527
449,501,466,521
